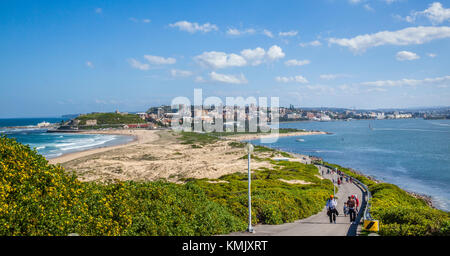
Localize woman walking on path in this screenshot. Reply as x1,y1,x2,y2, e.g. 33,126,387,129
347,196,357,224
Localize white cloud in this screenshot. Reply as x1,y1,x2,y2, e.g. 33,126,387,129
320,74,351,80
195,45,284,69
195,76,206,83
427,53,437,58
170,69,193,77
329,26,450,53
128,58,150,70
405,2,450,25
348,0,362,4
240,47,266,66
194,51,247,69
210,72,248,84
144,55,176,65
299,40,322,47
226,28,256,36
360,75,450,87
129,18,151,23
263,29,274,38
279,30,298,37
284,59,310,66
267,45,285,60
396,51,420,61
85,61,94,68
364,4,374,12
384,0,399,4
275,75,309,84
169,21,218,33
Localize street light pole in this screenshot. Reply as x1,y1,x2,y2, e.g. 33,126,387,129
245,143,254,233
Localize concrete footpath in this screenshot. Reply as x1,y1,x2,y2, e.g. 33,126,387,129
229,165,366,236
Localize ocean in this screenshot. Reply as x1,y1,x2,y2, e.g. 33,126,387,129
0,118,134,159
250,118,450,211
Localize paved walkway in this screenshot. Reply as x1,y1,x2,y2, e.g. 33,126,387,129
229,165,366,236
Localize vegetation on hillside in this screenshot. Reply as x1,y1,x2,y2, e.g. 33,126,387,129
190,162,333,225
370,183,449,236
75,113,145,125
0,135,332,235
323,162,450,236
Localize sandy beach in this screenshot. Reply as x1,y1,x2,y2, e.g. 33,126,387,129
47,129,326,183
48,129,322,183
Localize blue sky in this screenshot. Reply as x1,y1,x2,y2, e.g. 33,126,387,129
1,0,450,117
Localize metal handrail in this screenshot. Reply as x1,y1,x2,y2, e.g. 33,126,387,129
315,162,373,221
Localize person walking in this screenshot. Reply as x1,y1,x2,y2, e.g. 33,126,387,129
354,194,360,212
347,196,357,224
326,195,338,224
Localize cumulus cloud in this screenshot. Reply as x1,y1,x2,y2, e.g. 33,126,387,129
396,51,420,61
275,75,309,84
284,59,310,66
170,69,193,77
279,30,298,37
169,21,218,33
240,47,266,66
210,72,248,84
405,2,450,25
329,26,450,53
195,45,284,69
427,53,437,58
267,45,285,60
194,51,247,69
144,55,176,65
128,58,150,70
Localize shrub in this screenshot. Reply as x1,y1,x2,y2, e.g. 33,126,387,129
370,183,450,236
0,136,243,236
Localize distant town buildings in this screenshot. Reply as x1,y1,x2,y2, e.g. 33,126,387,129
57,106,448,131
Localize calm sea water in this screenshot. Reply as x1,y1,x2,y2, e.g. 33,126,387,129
251,119,450,211
0,118,134,159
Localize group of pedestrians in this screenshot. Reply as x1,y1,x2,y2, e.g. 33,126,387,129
326,194,359,224
323,166,361,224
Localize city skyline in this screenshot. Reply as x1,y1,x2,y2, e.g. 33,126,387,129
1,0,450,118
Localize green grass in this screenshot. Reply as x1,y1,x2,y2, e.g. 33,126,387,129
178,132,219,145
76,112,145,125
190,162,333,225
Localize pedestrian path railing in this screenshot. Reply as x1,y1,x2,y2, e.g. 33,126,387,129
314,162,379,232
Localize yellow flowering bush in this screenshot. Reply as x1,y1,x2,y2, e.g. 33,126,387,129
0,136,243,236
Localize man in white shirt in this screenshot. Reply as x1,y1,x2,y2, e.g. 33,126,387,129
326,195,338,223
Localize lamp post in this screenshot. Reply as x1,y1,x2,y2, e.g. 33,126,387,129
245,143,254,233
